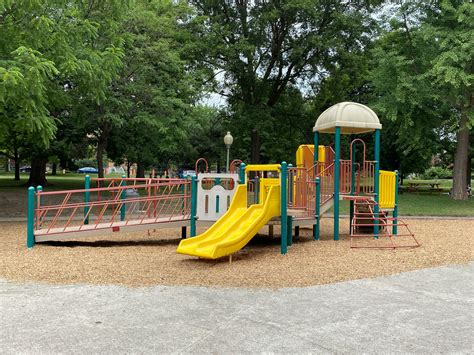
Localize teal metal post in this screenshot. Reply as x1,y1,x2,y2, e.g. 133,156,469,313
239,163,246,184
190,175,197,237
287,215,293,246
27,186,35,249
84,175,90,224
393,170,399,235
333,126,341,241
374,129,381,237
120,175,126,221
280,162,288,254
313,132,319,165
314,177,320,240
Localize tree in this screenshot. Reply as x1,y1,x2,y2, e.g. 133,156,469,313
106,0,213,177
369,0,473,200
0,1,127,185
190,0,381,162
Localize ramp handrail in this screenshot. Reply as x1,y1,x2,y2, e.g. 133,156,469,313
34,179,191,237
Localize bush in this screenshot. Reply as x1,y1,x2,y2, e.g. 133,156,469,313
421,166,452,180
73,159,97,169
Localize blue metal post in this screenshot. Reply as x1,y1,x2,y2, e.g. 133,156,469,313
314,177,320,240
333,126,341,241
190,175,197,237
84,175,90,224
280,162,288,254
393,170,399,235
374,129,381,237
120,174,126,221
239,163,246,184
27,186,35,249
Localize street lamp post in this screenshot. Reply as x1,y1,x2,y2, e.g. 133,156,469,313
224,131,233,173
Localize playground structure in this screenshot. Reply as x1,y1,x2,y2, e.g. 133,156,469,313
27,102,419,256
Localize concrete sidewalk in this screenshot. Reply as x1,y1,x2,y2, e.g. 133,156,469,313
1,263,472,353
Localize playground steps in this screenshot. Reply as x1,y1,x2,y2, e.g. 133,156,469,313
349,196,420,249
34,215,189,242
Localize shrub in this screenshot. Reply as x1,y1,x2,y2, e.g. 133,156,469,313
421,166,452,179
73,159,97,169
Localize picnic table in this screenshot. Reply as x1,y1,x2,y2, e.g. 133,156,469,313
407,182,443,194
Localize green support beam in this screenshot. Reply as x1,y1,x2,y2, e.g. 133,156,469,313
393,170,399,235
27,186,35,249
84,175,90,225
280,161,288,254
374,129,380,237
190,175,197,237
333,126,341,241
120,175,126,221
314,177,321,240
313,131,319,165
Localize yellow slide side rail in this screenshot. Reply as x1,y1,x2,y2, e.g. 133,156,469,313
379,170,396,209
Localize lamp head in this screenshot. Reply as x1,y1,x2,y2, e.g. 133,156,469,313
224,131,233,147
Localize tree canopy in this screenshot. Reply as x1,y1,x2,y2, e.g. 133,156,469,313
0,0,471,200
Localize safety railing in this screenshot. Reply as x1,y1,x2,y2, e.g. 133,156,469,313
33,179,191,237
287,162,335,218
339,160,352,194
361,160,375,194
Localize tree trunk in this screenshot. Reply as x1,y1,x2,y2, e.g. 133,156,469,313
14,157,20,181
451,112,470,200
52,163,57,176
136,161,145,178
251,129,260,164
27,156,48,187
96,118,112,179
97,142,105,179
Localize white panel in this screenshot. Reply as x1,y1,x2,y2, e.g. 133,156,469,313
196,173,239,221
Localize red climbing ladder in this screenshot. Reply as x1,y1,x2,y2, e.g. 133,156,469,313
348,196,420,249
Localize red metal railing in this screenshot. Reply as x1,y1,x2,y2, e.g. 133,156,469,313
361,161,375,194
287,162,335,218
34,179,191,237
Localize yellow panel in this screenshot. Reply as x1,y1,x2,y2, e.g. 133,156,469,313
379,170,396,209
295,145,325,169
245,164,281,172
318,145,325,163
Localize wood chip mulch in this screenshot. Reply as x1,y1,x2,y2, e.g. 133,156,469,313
0,219,472,288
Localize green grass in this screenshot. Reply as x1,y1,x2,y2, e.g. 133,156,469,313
0,172,123,191
1,173,472,217
402,178,474,189
333,194,473,217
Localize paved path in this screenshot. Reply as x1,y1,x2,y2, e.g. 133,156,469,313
1,263,472,353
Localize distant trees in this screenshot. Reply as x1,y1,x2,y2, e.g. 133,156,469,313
369,0,473,200
0,0,471,201
191,0,381,162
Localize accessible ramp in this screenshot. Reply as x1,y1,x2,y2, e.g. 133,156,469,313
176,183,280,259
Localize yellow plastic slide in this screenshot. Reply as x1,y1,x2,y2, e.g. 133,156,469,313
176,183,280,259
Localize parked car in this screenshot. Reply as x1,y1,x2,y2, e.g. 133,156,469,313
77,167,99,174
19,166,31,173
179,170,196,179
